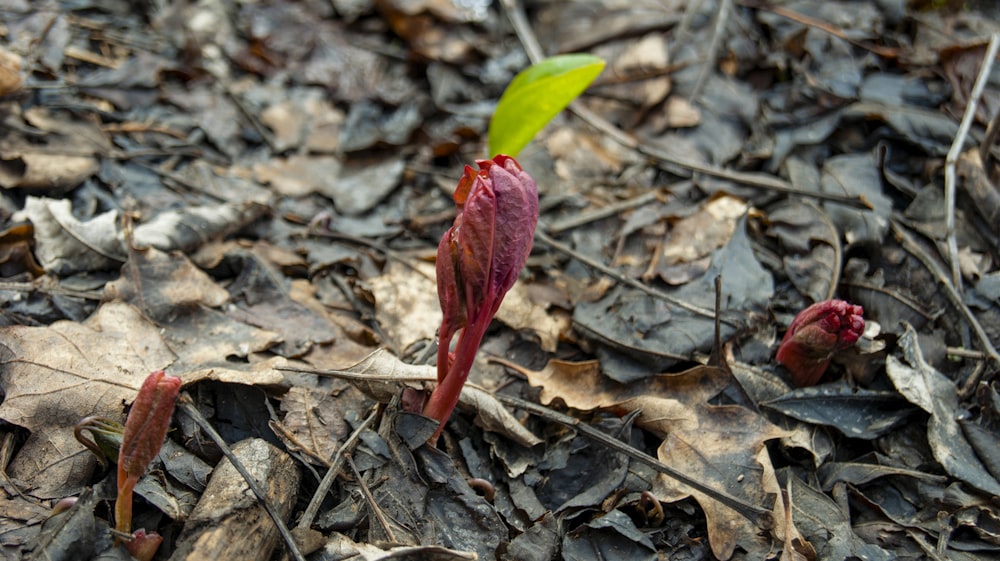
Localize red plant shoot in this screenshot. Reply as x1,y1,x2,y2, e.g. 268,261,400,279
424,155,539,440
776,299,864,386
116,370,182,535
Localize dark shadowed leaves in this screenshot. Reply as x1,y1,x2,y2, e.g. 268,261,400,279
886,324,1000,496
562,509,656,561
763,384,914,439
776,469,893,561
575,215,772,381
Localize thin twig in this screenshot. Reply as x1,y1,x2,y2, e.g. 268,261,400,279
689,0,732,102
891,220,1000,374
945,34,1000,294
534,228,723,321
176,394,307,561
737,0,899,58
345,453,397,543
545,188,667,235
492,392,774,529
838,281,938,322
297,406,380,530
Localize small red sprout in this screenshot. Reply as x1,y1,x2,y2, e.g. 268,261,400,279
116,370,182,536
424,155,539,440
776,299,864,386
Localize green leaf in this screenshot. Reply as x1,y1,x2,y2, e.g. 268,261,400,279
488,54,605,158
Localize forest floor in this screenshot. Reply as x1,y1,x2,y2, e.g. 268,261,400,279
2,1,1000,560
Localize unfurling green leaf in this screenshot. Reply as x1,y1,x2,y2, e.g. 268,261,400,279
488,54,605,158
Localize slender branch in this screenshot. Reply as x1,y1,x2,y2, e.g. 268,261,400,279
534,228,723,321
689,0,732,102
945,34,1000,296
492,391,774,529
499,0,871,209
545,188,668,235
345,453,396,543
891,220,1000,374
297,406,380,530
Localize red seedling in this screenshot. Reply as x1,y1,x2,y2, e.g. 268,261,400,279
116,370,181,535
424,155,539,441
776,299,864,386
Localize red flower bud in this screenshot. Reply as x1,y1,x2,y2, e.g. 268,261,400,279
116,370,182,535
425,155,539,439
776,300,864,386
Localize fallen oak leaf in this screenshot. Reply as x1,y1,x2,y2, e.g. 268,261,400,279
504,356,789,560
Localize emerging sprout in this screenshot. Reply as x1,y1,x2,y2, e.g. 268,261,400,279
424,155,539,440
776,300,864,386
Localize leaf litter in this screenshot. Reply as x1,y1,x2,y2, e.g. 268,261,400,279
2,0,1000,560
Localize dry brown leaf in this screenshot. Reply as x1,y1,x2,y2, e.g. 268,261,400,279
17,197,123,275
253,155,343,198
371,260,440,352
0,302,178,498
106,245,230,319
105,246,281,366
524,358,790,560
494,282,571,353
652,194,748,285
0,45,23,96
276,385,352,464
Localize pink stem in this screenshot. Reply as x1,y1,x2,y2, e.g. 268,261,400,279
115,474,138,535
424,315,492,441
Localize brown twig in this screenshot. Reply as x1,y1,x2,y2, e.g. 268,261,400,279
689,0,732,103
534,228,723,321
491,391,775,529
891,220,1000,376
544,188,669,235
345,453,397,543
945,34,1000,296
297,406,380,531
737,1,899,59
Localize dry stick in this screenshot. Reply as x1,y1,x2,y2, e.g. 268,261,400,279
345,453,397,543
176,394,307,561
534,228,721,321
945,34,1000,295
297,407,379,530
838,280,937,322
689,0,732,102
499,0,871,209
545,188,667,235
890,221,1000,385
737,0,898,59
491,391,774,529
